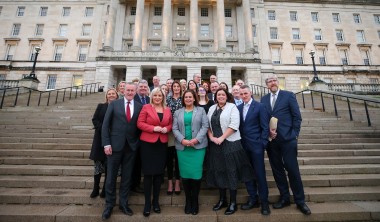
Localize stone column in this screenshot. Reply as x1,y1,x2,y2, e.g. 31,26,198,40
246,66,261,86
103,0,118,51
132,0,145,51
256,3,270,63
188,0,199,52
126,66,142,81
242,0,254,52
113,4,126,50
216,0,226,52
157,65,172,82
96,65,113,89
216,66,231,87
187,66,201,82
161,0,172,51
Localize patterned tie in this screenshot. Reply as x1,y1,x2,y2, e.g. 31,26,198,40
126,101,131,122
271,93,277,111
141,96,146,105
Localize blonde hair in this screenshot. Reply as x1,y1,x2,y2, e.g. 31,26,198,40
150,87,166,107
105,88,118,103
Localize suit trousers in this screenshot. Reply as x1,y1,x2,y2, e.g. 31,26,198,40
267,139,305,204
244,146,269,203
105,142,136,208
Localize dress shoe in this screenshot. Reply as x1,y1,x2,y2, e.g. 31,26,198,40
119,205,133,216
153,203,161,213
99,189,105,198
143,204,151,217
191,204,199,215
131,186,144,194
224,203,237,215
90,189,99,198
272,199,291,209
296,203,311,215
240,200,260,210
102,207,113,220
167,189,173,195
212,200,228,211
261,202,271,215
184,202,192,214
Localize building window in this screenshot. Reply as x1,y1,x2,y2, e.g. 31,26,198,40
154,7,162,16
85,7,94,17
201,8,208,17
300,77,309,90
152,23,161,36
295,49,303,65
361,49,371,65
332,13,340,22
270,27,278,39
200,24,209,37
313,29,322,41
17,6,25,16
5,44,16,60
78,45,88,61
339,49,349,65
336,29,344,41
46,75,57,90
130,6,136,16
317,49,326,65
0,74,6,80
72,75,83,87
226,45,234,52
252,25,257,37
292,28,300,40
29,45,40,61
54,45,64,61
225,25,232,38
268,10,276,20
62,7,70,17
311,12,319,22
271,47,281,64
356,30,365,43
151,44,160,51
353,14,361,23
278,77,286,90
11,24,21,36
200,44,210,52
129,23,135,35
250,8,255,18
290,11,297,21
176,44,185,50
374,15,380,24
59,24,68,37
35,24,44,36
176,24,186,37
82,24,91,36
178,7,185,16
40,7,48,16
370,78,378,84
225,8,231,17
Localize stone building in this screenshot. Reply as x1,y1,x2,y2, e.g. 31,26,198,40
0,0,379,92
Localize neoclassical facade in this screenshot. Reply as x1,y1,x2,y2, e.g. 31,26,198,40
0,0,379,91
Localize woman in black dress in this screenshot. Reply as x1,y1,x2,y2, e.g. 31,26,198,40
198,85,214,114
89,88,118,198
206,88,254,215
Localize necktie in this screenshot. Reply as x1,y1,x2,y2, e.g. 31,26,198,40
126,101,131,122
141,96,146,105
271,94,277,110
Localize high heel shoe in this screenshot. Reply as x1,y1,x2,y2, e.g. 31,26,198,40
224,202,237,215
143,204,151,217
167,188,173,195
213,200,228,211
174,180,181,195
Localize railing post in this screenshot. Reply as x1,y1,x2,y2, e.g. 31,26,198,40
55,91,59,104
90,84,93,94
63,89,66,102
301,91,305,108
333,95,338,117
14,88,20,107
75,87,78,98
27,89,32,106
364,101,372,127
320,93,325,112
85,85,88,95
0,89,6,109
311,91,315,110
80,85,83,97
347,98,353,121
38,92,42,106
69,88,72,100
47,91,51,106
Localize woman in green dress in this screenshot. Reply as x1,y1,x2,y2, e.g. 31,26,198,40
172,90,209,215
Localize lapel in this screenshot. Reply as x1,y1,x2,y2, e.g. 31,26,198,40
149,104,161,124
245,100,256,121
132,101,141,121
191,107,198,124
272,90,282,112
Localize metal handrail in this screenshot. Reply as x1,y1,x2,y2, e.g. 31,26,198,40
0,82,101,109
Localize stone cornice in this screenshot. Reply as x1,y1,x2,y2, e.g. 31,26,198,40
264,0,380,6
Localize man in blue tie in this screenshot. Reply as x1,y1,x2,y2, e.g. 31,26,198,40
232,85,242,106
237,85,270,215
261,75,311,215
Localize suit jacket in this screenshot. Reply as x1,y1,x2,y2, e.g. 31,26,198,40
172,106,209,150
261,90,302,142
134,94,150,105
101,98,143,152
207,93,215,101
137,104,173,143
90,103,108,161
238,99,270,150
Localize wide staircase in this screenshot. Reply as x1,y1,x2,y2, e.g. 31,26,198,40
0,92,380,222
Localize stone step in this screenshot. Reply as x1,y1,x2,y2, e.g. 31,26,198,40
1,164,379,176
0,157,93,166
0,201,379,222
0,133,94,139
299,133,380,139
0,128,94,134
0,137,92,144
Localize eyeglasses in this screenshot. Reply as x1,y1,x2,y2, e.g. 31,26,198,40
199,89,206,92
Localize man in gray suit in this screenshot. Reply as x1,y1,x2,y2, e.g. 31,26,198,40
101,82,143,220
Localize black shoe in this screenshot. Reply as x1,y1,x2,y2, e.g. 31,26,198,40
99,189,105,198
240,200,260,210
191,203,199,215
224,203,237,215
297,203,311,215
119,205,133,216
261,202,271,215
102,207,113,220
153,203,161,213
272,199,291,209
90,189,99,198
143,204,151,217
185,200,192,214
131,186,144,194
213,200,228,211
167,189,173,195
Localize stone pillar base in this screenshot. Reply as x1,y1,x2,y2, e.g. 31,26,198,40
309,81,328,91
19,78,39,90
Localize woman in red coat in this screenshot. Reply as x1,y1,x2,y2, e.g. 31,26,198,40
137,87,172,217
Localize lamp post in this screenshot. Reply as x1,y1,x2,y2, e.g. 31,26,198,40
309,50,323,83
27,46,41,80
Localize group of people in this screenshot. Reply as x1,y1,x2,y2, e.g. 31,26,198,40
89,74,311,220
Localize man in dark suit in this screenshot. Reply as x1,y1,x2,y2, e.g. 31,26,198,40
101,82,143,220
207,81,219,101
261,75,311,215
238,85,270,215
131,79,150,193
